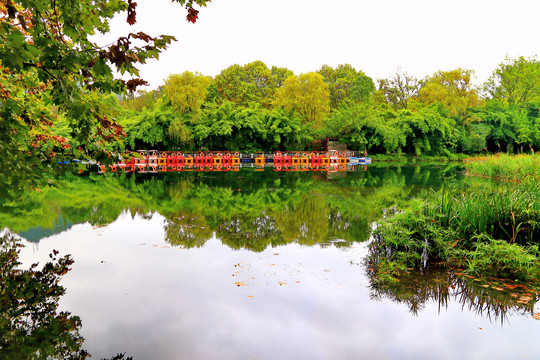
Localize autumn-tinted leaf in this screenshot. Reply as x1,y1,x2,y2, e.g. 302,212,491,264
127,0,137,25
186,7,199,23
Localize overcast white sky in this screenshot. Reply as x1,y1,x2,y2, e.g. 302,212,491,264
94,0,540,90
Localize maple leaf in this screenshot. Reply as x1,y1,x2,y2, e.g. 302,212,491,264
127,0,137,25
126,78,148,92
132,32,153,43
186,8,199,23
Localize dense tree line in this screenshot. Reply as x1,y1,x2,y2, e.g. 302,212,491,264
105,56,539,154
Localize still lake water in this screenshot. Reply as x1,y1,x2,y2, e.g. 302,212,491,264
7,164,540,359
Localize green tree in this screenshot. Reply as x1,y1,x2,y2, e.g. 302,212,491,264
274,72,330,129
484,56,540,106
471,100,540,153
317,64,374,109
419,69,480,119
394,105,458,156
214,61,292,108
321,104,404,153
163,71,211,115
126,98,190,150
120,90,161,112
377,69,421,110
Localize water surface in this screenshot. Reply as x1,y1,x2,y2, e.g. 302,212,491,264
6,164,540,359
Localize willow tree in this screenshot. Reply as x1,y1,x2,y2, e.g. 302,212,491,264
164,71,211,115
274,72,330,129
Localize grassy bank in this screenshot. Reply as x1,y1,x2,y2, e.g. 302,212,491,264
371,153,470,162
465,153,539,183
369,154,540,284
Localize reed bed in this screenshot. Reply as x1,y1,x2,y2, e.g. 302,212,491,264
371,154,540,282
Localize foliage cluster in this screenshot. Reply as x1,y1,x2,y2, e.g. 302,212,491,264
0,0,209,193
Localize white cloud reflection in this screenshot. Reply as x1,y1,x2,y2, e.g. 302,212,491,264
18,212,540,359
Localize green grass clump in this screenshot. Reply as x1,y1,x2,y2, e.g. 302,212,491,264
371,182,540,282
461,237,540,281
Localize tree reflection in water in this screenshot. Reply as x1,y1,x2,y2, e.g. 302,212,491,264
0,233,134,359
0,233,87,359
367,269,539,324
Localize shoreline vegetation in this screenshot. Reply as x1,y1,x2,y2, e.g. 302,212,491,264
7,56,534,198
369,153,540,287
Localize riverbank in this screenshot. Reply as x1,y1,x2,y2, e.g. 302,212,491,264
369,154,540,285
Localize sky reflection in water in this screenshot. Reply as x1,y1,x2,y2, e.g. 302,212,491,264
19,210,540,360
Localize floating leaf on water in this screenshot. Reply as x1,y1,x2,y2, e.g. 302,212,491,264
234,282,246,287
533,313,540,320
278,281,287,286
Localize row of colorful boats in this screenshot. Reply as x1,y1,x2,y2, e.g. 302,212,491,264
97,150,371,173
